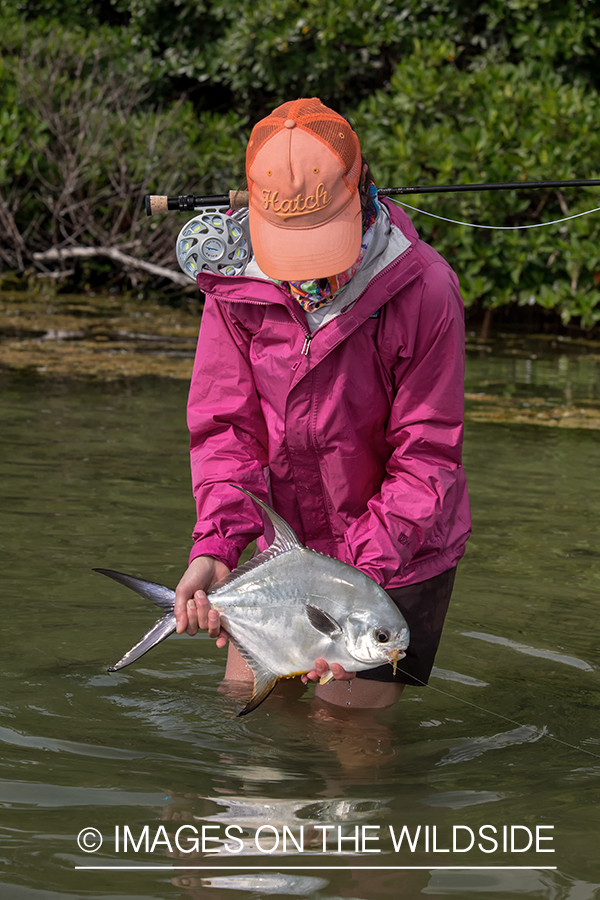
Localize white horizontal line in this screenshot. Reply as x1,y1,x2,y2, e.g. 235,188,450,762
75,865,558,871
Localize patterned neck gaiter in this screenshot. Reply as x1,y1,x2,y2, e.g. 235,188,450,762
276,180,380,313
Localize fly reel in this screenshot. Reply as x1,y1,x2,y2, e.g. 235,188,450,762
176,209,251,281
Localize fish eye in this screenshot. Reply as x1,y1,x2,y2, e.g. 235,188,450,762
376,630,390,643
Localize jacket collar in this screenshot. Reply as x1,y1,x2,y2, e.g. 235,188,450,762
195,200,423,330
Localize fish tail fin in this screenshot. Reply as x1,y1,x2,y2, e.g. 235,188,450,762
107,613,177,672
93,568,176,610
94,568,177,672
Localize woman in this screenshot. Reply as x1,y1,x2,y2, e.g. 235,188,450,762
174,98,471,709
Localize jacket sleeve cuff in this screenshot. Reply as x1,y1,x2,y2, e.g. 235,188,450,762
188,537,242,571
342,523,418,588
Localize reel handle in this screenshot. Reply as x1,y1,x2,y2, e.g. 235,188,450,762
145,191,249,216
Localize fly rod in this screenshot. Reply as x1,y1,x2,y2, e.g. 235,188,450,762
145,179,600,216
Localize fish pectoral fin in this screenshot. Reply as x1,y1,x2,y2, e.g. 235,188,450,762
319,671,336,685
305,604,343,638
107,613,176,672
229,638,279,717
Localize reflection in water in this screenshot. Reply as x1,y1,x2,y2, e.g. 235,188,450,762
306,701,401,770
431,667,489,687
161,791,391,858
424,868,600,898
221,677,404,771
199,873,329,894
420,790,513,809
2,361,600,899
438,725,546,767
204,795,389,827
462,632,594,671
176,872,371,900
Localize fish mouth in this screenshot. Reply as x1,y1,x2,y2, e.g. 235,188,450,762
387,648,406,677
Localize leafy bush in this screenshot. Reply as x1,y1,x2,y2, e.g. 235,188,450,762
0,21,247,279
115,0,600,114
1,1,600,325
352,41,600,326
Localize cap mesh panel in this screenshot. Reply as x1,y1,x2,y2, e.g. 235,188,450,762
247,97,361,188
302,119,360,183
247,122,280,169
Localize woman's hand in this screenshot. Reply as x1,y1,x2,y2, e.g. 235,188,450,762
174,556,230,645
301,659,356,684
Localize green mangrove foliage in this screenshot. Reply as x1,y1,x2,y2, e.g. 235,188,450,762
0,0,599,324
353,41,600,327
0,20,246,278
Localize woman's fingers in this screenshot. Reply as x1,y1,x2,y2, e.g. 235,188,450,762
186,597,228,646
174,556,229,635
205,605,221,638
301,659,356,684
185,598,199,635
329,662,356,680
215,627,229,649
301,657,327,683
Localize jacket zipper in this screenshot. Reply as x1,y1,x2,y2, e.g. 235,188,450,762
206,291,313,363
291,243,416,365
208,237,415,366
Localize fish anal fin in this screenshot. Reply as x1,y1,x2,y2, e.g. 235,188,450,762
306,604,343,638
229,636,279,717
237,674,279,717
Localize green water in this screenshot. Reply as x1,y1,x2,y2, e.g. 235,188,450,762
1,350,600,900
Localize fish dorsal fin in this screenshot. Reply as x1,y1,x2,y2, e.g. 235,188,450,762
209,486,302,593
232,485,302,551
94,568,175,610
229,637,279,716
306,604,343,638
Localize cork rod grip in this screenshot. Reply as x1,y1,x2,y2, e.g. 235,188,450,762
145,195,169,216
229,190,249,210
143,192,248,215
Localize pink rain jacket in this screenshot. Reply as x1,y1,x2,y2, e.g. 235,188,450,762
188,201,470,589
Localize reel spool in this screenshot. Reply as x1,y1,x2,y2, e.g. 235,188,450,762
176,208,251,281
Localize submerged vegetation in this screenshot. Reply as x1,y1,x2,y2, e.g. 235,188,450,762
2,282,600,432
1,0,600,328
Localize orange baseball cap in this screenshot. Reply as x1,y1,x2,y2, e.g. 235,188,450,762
246,98,362,280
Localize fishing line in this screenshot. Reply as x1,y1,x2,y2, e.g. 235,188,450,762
389,198,600,230
398,670,600,762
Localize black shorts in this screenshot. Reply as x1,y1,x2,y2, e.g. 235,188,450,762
356,567,456,686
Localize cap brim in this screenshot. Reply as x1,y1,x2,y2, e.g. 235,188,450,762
249,190,362,281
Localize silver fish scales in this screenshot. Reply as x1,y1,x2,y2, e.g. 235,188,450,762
96,487,410,715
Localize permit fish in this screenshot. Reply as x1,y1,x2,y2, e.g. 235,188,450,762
96,487,409,715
